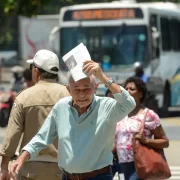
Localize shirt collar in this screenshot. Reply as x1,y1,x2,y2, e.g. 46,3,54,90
36,79,57,85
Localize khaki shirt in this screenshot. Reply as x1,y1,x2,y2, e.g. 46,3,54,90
0,79,70,159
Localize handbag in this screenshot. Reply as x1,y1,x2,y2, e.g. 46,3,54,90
132,109,171,179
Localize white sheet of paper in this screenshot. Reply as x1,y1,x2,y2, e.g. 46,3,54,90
62,43,91,82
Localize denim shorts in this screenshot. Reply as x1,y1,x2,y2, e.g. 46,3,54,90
112,161,142,180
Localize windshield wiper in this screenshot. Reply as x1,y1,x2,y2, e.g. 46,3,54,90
116,23,127,43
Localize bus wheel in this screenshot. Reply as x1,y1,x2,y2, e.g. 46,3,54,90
161,81,171,117
144,91,159,114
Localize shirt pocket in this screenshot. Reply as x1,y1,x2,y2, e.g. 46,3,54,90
19,162,38,179
20,172,37,179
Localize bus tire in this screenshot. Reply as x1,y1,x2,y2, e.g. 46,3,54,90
161,81,171,117
144,91,159,114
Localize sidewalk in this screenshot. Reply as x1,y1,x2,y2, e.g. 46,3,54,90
161,118,180,166
161,117,180,127
164,140,180,166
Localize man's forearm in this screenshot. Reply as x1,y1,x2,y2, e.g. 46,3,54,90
100,74,122,94
1,156,10,170
18,151,30,163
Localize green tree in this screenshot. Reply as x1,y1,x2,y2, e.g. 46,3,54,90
1,0,180,51
0,0,113,50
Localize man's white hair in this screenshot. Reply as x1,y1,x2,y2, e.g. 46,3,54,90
67,71,97,87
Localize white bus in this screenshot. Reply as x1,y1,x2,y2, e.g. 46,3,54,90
50,1,180,116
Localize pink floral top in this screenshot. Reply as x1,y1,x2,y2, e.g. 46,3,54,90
115,108,161,163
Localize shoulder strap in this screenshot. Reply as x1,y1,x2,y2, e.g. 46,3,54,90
139,108,149,133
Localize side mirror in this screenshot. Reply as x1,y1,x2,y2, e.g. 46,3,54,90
152,27,160,40
151,27,160,58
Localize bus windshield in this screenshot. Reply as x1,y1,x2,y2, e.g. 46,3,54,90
60,25,148,70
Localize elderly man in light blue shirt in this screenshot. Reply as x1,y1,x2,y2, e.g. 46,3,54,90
10,60,136,180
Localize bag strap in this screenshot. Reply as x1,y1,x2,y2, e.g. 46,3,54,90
139,108,149,133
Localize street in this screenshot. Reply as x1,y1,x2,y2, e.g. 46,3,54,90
0,117,179,180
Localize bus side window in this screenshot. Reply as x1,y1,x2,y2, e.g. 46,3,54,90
169,19,180,51
160,17,171,51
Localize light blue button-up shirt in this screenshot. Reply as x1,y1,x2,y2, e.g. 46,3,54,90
23,86,135,173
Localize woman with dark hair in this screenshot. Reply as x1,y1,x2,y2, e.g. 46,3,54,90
112,76,169,180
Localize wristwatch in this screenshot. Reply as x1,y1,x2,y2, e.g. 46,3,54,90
105,78,115,88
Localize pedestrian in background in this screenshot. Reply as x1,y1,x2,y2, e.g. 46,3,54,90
105,88,113,98
112,76,169,180
0,49,70,180
10,60,136,180
22,68,35,88
134,62,149,84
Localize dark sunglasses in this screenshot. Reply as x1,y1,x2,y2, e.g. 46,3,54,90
29,64,33,71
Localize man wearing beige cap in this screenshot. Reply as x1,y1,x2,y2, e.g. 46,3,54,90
0,49,70,180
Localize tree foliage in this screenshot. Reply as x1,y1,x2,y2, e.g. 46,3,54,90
0,0,113,50
1,0,180,51
2,0,180,17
